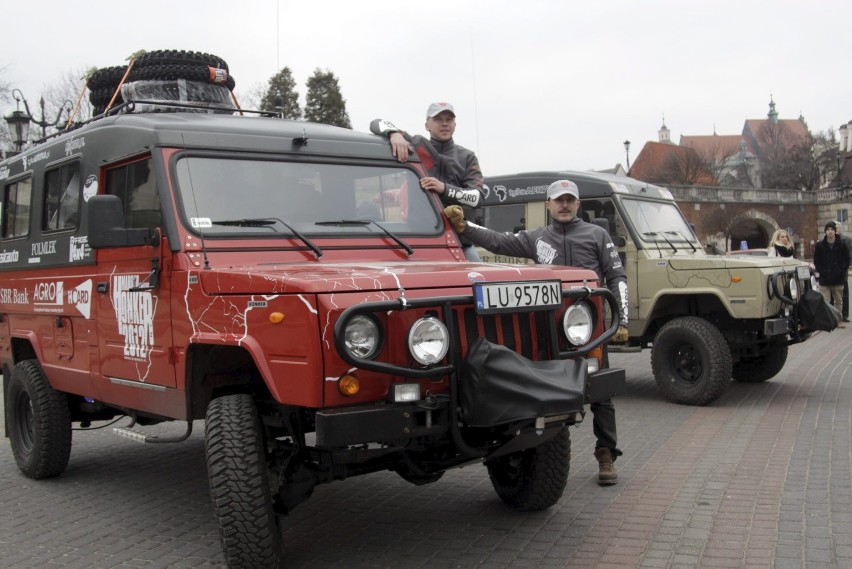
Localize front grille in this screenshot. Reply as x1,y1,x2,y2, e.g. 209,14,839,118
452,307,555,361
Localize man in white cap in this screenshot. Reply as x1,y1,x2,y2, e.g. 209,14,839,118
444,179,629,485
370,103,484,261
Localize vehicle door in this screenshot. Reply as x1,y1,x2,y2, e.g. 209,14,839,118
95,158,176,387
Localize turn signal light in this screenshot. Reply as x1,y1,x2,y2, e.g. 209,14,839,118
338,374,360,396
269,312,285,323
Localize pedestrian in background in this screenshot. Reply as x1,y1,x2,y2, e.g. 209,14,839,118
767,229,795,258
837,228,851,322
813,221,850,328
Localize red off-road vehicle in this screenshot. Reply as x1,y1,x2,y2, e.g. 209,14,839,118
2,87,623,567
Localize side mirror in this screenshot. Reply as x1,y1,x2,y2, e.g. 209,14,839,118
88,195,160,249
611,236,627,247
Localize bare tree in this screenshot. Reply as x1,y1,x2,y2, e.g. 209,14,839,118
235,81,266,111
757,121,813,189
662,146,710,185
809,129,839,189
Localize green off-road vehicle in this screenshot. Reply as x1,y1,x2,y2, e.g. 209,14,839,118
482,171,818,405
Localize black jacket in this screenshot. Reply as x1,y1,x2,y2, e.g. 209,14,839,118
813,236,850,286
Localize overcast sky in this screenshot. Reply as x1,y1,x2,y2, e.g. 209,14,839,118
2,0,849,174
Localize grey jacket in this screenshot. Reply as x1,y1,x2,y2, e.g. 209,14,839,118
464,217,629,325
370,119,483,247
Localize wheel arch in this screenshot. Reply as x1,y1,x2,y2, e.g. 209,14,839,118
185,343,275,421
643,292,734,340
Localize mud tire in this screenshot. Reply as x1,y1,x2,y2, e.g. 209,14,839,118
486,428,570,511
205,394,283,569
6,359,72,479
651,316,732,405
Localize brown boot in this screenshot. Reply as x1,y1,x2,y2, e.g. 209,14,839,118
594,447,618,486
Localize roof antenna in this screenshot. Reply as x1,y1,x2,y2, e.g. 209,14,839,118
274,90,283,119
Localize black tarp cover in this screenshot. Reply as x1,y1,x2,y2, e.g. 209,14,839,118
798,289,840,332
460,338,586,428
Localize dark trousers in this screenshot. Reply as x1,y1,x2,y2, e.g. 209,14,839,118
591,399,622,459
595,346,622,458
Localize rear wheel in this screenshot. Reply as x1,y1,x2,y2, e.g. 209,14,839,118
651,317,732,405
6,359,72,479
205,394,283,569
486,428,570,511
732,344,788,383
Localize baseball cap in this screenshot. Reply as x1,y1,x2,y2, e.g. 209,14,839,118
426,102,455,118
546,180,580,200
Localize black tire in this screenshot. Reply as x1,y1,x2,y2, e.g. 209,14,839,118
129,64,236,91
651,316,732,405
87,65,128,90
486,428,570,511
133,49,230,72
205,394,283,569
6,359,72,479
732,344,788,383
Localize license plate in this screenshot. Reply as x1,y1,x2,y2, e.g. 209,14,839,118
473,280,562,314
796,266,810,280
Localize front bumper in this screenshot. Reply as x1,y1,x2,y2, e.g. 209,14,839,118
315,352,625,450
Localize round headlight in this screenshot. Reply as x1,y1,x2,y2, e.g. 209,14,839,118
562,302,593,346
788,277,799,300
408,316,449,365
343,315,381,359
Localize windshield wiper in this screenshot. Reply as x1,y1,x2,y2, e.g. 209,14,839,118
642,231,677,253
665,231,697,253
211,217,323,258
315,219,413,256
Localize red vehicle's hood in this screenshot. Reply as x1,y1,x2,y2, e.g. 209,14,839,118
198,261,599,295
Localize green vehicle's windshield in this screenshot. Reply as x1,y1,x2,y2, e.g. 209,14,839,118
620,198,697,243
174,157,441,237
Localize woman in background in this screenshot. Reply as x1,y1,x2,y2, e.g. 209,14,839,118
768,229,795,258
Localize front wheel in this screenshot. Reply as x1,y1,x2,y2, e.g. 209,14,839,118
205,394,283,569
6,360,72,479
486,428,570,511
651,317,732,405
732,344,788,383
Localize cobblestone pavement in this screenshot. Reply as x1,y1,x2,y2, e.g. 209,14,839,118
1,327,850,568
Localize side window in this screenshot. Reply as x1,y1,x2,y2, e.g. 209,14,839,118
2,177,33,239
105,159,161,229
43,163,81,231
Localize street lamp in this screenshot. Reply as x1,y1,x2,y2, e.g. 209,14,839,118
4,91,32,155
5,89,71,146
623,140,631,170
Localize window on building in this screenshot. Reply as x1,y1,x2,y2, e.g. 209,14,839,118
838,209,848,223
105,159,161,229
2,177,33,239
43,162,82,231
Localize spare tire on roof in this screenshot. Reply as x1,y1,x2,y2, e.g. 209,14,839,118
128,64,236,91
86,66,129,90
133,49,229,72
